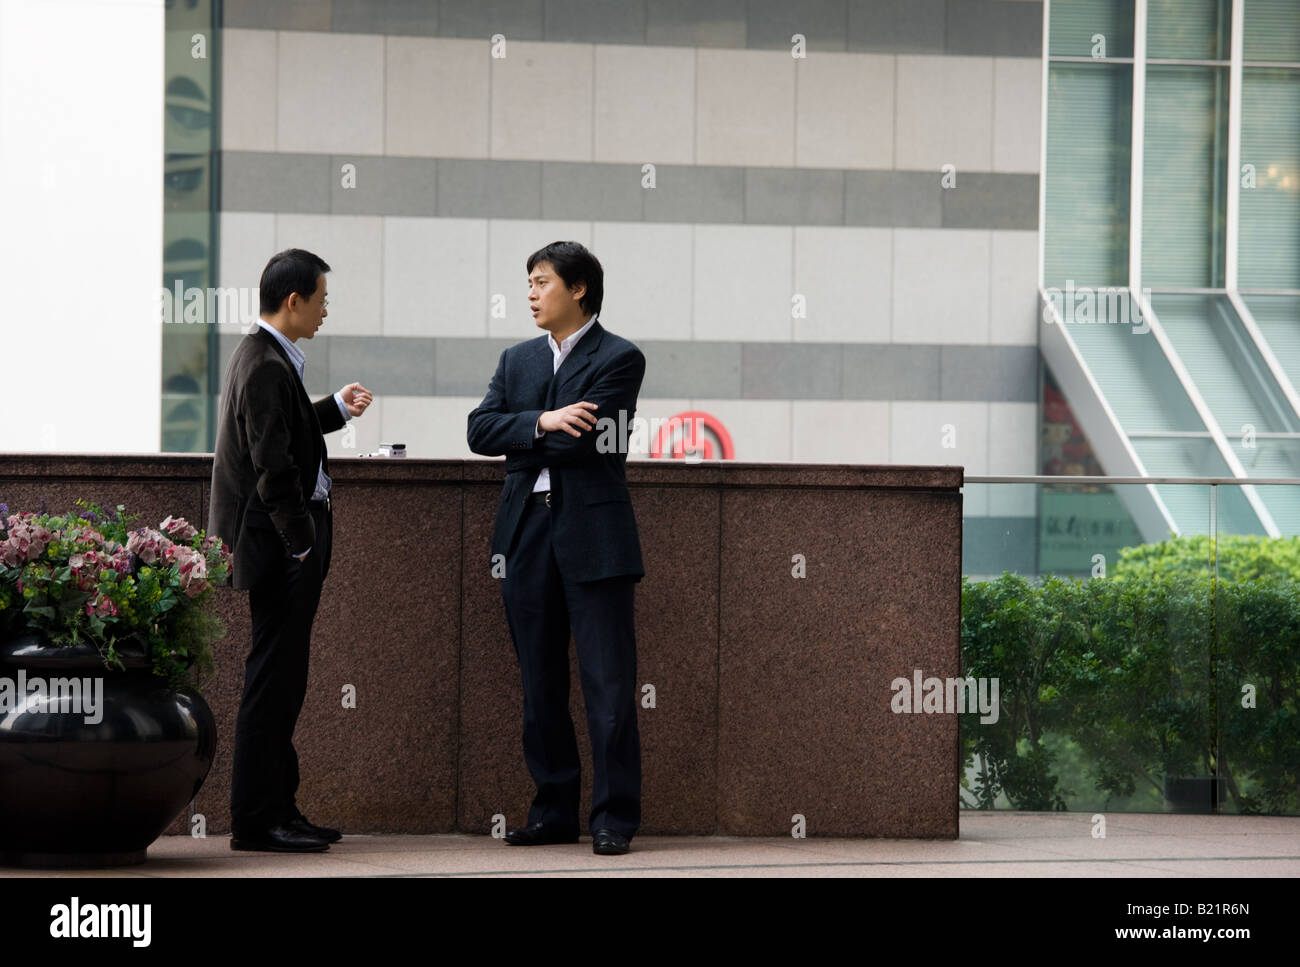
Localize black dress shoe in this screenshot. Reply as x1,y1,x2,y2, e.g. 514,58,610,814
231,823,330,853
504,822,580,846
592,828,630,855
291,811,342,843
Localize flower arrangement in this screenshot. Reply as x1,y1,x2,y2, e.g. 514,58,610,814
0,500,231,688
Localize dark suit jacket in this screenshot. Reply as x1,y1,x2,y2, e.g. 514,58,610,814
209,327,346,589
467,320,645,583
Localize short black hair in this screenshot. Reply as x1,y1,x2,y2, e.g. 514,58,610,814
526,241,603,317
259,248,330,315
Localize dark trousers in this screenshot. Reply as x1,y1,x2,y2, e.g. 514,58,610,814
231,504,332,833
501,502,641,838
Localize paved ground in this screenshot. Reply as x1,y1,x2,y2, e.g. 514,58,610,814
5,812,1299,877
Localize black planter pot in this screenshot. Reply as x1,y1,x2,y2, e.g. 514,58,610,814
0,634,216,868
1164,776,1227,814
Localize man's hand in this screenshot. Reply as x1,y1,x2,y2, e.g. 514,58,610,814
539,401,598,438
339,382,373,417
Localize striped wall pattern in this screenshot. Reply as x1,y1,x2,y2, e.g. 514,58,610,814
213,0,1045,487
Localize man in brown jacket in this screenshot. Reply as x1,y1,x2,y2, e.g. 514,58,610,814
209,248,372,853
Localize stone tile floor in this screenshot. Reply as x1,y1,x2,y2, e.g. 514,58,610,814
5,812,1298,877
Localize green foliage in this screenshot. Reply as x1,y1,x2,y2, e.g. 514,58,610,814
962,538,1300,815
961,574,1084,809
1114,533,1300,583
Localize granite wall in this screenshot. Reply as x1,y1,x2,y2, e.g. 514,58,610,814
0,454,962,837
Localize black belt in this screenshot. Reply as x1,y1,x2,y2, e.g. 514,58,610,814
309,495,332,513
529,491,552,507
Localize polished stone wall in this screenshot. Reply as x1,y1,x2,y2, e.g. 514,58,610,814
0,454,961,837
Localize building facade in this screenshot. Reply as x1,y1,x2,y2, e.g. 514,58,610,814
159,0,1299,575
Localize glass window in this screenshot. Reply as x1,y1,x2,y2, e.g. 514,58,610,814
162,1,218,452
1243,0,1300,63
1239,68,1300,289
1147,0,1230,61
1142,66,1229,287
1049,0,1136,58
1045,64,1134,287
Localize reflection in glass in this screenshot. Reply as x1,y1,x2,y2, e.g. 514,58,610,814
1045,64,1133,287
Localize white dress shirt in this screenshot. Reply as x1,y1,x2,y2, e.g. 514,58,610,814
532,314,597,494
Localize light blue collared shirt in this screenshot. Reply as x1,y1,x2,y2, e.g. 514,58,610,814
533,314,598,494
256,320,351,502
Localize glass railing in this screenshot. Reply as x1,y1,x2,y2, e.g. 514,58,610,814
960,476,1300,816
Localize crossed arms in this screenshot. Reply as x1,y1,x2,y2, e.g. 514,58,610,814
466,345,646,470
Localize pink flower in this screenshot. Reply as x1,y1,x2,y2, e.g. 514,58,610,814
84,593,118,618
3,520,52,563
160,515,198,543
127,528,168,564
170,545,209,596
181,555,208,596
74,526,105,547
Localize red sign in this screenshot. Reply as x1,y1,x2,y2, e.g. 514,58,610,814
649,411,735,460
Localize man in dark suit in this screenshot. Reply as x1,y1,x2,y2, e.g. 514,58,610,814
209,248,373,853
467,241,645,855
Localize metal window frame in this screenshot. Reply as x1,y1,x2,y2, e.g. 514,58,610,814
1129,0,1147,294
1131,290,1280,536
1037,1,1051,290
1226,0,1244,289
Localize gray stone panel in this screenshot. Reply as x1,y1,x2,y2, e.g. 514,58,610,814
327,335,437,396
843,344,942,399
847,0,946,54
544,0,647,43
940,172,1039,230
640,341,743,398
844,171,943,228
741,343,843,399
945,0,1043,58
541,162,646,221
330,0,439,35
330,156,439,216
436,159,542,218
435,337,519,396
745,168,845,226
747,0,849,51
301,334,335,397
645,0,746,47
438,0,544,40
643,166,746,224
222,152,333,214
225,332,1041,404
221,154,1032,232
939,344,1038,401
222,0,333,30
223,0,1046,59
